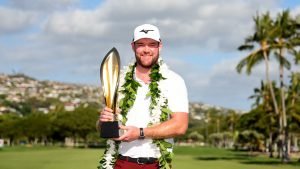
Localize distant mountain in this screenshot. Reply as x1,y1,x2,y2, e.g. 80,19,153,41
0,73,102,115
0,73,244,117
189,102,247,120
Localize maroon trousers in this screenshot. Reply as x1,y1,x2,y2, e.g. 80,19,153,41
114,159,159,169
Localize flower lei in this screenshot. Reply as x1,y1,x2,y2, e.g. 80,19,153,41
98,58,173,169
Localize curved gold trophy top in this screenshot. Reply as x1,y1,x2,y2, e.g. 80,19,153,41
100,47,120,112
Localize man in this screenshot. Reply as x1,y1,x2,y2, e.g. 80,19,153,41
98,24,189,169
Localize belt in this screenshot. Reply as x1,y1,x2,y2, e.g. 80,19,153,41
118,155,158,164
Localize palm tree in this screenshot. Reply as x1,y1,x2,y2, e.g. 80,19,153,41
273,10,300,162
235,12,295,159
286,73,300,161
286,73,300,132
249,80,271,109
236,12,280,132
273,10,293,162
225,110,239,134
249,80,278,158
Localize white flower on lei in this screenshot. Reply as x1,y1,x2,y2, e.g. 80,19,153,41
117,113,123,121
104,154,113,162
99,139,117,169
158,57,169,75
150,107,161,124
158,93,167,106
103,162,113,169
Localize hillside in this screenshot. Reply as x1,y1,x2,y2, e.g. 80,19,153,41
0,73,102,115
0,73,244,117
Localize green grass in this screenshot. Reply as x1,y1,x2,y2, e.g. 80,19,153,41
173,146,300,169
0,146,299,169
0,146,102,169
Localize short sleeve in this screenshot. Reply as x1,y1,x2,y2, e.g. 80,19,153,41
164,71,189,113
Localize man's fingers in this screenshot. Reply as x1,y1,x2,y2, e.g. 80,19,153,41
117,134,126,141
116,108,121,114
116,131,129,141
101,113,113,119
119,125,127,130
104,107,113,113
116,125,129,141
99,107,115,122
100,118,110,122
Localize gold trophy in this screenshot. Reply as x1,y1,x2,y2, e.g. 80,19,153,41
100,47,120,138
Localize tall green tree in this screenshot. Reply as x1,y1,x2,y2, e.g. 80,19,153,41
50,104,99,146
225,110,239,134
72,105,99,147
248,81,279,157
273,10,293,161
236,12,284,157
0,113,23,145
272,10,300,161
22,112,52,144
236,12,280,121
286,73,300,133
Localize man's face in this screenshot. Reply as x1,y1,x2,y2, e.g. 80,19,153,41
132,38,162,69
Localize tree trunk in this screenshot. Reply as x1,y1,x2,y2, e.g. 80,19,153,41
294,136,299,151
262,48,282,159
269,132,274,158
279,46,289,162
262,50,280,117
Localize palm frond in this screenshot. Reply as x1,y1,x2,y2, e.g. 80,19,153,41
273,52,291,70
238,44,254,51
293,51,300,64
236,49,264,74
291,111,300,122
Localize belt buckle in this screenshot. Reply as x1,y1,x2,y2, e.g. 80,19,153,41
137,158,145,165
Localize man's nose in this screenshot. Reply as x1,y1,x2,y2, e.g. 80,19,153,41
143,45,151,52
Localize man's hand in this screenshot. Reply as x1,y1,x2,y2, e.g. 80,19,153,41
116,125,139,142
99,107,114,122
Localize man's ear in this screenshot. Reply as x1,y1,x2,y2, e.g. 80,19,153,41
159,41,162,53
131,42,135,51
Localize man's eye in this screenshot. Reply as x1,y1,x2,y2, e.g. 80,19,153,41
136,44,145,47
149,43,159,47
150,44,156,47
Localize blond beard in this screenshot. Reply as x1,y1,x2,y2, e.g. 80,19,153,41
135,53,159,69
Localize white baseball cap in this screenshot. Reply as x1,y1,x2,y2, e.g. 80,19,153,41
133,24,160,42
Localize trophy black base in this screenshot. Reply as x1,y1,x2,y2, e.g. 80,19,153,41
100,121,119,138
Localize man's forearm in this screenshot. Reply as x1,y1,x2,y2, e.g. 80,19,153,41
144,112,188,139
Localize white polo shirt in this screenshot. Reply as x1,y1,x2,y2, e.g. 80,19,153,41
119,68,189,158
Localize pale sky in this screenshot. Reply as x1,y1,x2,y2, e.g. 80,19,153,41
0,0,299,111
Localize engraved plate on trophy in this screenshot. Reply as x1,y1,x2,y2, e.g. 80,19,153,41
99,47,120,138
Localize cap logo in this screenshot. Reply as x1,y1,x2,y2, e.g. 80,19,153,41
140,29,154,34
